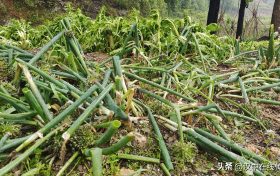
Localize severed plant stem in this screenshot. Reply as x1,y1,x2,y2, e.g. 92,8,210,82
95,120,121,146
56,152,79,176
20,64,53,122
134,99,174,170
90,148,103,176
160,163,171,176
238,77,249,103
15,85,98,152
62,84,113,141
124,71,195,102
118,153,160,164
0,127,60,176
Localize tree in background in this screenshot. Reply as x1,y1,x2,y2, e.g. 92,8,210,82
165,0,179,16
236,0,248,39
271,0,280,31
207,0,221,25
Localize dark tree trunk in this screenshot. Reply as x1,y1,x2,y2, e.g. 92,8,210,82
271,0,280,31
236,0,247,39
207,0,221,25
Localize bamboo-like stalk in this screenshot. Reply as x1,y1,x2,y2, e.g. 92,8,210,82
56,152,79,176
62,84,113,141
181,104,216,116
202,113,230,141
0,127,60,176
0,111,36,119
207,108,257,122
101,132,135,155
59,63,86,83
192,33,206,71
250,97,280,105
238,77,249,103
33,79,68,94
96,82,128,121
124,71,194,102
28,30,65,64
102,69,112,87
218,97,266,129
0,133,10,149
16,58,67,89
118,153,160,164
138,88,183,142
160,163,171,176
20,64,53,122
123,65,167,72
22,87,45,119
52,70,78,80
0,92,30,112
194,128,269,163
246,81,280,92
0,118,38,126
113,56,127,92
95,120,121,146
94,121,113,129
15,85,98,152
62,19,88,76
90,148,103,176
0,136,29,153
134,99,174,171
185,129,265,176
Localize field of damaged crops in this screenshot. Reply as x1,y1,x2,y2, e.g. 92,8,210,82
0,9,279,176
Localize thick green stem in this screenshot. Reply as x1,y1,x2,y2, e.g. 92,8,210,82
124,71,195,102
62,84,113,140
20,64,53,122
0,111,36,119
96,82,128,121
134,99,174,171
194,128,269,163
0,92,29,112
15,85,98,152
90,148,103,176
160,163,171,176
118,153,160,164
0,127,60,176
22,87,45,119
28,31,65,64
95,120,121,146
101,132,135,155
16,58,67,89
56,152,79,176
138,88,183,142
238,77,249,103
